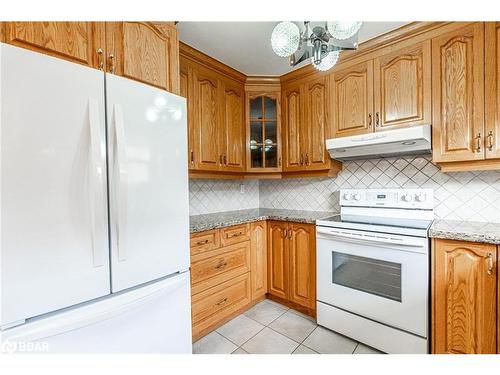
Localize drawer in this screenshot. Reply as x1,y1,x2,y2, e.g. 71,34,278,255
190,229,220,256
191,273,251,338
191,241,251,294
220,223,250,246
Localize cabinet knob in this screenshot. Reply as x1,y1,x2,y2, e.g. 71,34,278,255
96,48,104,70
108,53,115,74
368,113,372,126
375,112,380,127
487,131,494,151
475,133,482,153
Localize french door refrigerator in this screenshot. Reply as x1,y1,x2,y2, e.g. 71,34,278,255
0,43,191,353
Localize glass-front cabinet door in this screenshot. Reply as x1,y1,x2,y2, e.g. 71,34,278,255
247,94,281,172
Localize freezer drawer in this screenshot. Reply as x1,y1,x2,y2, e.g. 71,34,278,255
0,272,192,353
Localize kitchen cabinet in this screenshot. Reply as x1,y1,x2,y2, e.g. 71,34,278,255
283,83,305,171
432,239,497,354
180,43,246,176
331,60,374,138
2,22,180,93
250,221,268,301
2,22,105,69
486,22,500,160
288,223,316,309
247,93,282,172
432,23,485,165
105,22,180,94
373,40,431,130
267,221,316,314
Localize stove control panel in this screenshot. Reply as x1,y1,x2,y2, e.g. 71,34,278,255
340,189,434,209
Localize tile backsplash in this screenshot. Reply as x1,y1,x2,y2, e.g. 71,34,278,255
189,155,500,223
189,179,259,215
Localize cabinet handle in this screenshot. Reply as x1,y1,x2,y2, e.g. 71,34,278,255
108,53,115,74
223,154,227,166
475,133,482,153
287,228,292,239
215,259,227,269
278,156,282,167
300,154,304,165
229,231,243,238
219,154,223,166
196,239,209,246
368,113,372,126
215,297,228,306
96,48,104,70
486,253,494,275
487,131,494,151
375,112,380,127
190,150,194,165
305,153,309,166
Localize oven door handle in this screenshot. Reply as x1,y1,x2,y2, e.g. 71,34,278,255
317,227,424,248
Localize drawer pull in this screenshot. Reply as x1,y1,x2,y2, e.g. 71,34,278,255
229,231,243,238
215,260,228,269
215,297,228,306
196,239,210,246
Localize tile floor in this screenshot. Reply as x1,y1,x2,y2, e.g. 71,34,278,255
193,299,383,354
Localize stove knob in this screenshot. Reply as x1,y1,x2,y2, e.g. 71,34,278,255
353,193,361,201
343,193,352,201
415,193,426,202
401,193,413,202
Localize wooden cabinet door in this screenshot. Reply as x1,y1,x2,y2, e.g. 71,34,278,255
433,239,497,354
3,22,105,69
105,22,179,93
304,77,331,170
432,23,485,163
267,221,289,300
192,67,222,171
250,221,267,301
221,82,245,172
331,60,374,138
283,84,306,171
374,40,431,130
180,65,197,170
486,22,500,160
289,223,316,309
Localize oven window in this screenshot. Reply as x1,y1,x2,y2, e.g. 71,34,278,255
331,252,402,302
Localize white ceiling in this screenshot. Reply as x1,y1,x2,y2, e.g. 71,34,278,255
178,22,409,76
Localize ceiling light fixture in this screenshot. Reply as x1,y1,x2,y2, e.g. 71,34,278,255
270,21,363,72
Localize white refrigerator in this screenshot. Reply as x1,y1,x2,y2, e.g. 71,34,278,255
0,43,192,353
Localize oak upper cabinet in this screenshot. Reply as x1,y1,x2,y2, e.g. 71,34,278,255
105,22,179,94
191,67,221,171
288,223,316,309
303,77,331,170
433,239,497,354
331,60,374,138
267,221,289,300
432,23,485,164
373,40,431,130
220,81,245,172
486,22,500,160
250,221,268,301
3,22,105,69
283,83,306,171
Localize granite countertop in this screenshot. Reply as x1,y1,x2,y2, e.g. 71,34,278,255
190,208,336,233
429,219,500,245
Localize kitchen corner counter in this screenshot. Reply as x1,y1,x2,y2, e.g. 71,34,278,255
429,219,500,245
190,208,335,233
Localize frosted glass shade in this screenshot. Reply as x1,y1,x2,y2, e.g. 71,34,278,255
271,22,300,57
312,51,340,71
327,21,362,40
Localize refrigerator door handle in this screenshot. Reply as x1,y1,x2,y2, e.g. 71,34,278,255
88,98,105,267
113,104,128,262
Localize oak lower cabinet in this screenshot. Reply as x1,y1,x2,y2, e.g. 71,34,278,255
432,238,498,354
267,221,316,314
189,223,262,340
1,21,180,93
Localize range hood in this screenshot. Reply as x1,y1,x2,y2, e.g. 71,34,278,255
326,124,431,161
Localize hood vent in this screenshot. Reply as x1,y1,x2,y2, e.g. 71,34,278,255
326,125,432,161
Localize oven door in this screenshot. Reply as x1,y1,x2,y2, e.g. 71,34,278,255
316,226,429,337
